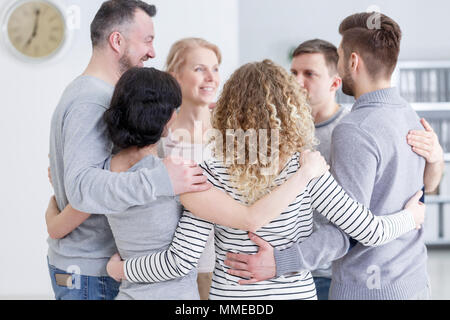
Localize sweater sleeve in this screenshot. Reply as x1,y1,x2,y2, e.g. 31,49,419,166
124,211,213,283
306,171,416,246
274,221,349,276
62,103,174,214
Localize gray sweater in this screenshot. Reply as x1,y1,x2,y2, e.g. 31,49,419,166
48,75,174,276
105,155,198,300
311,106,350,279
275,88,427,299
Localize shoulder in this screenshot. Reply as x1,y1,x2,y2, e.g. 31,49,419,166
128,155,160,172
63,76,113,115
332,120,379,155
199,158,232,189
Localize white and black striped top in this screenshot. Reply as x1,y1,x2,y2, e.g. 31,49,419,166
124,153,416,300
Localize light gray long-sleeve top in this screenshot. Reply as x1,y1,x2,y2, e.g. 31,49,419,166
48,75,174,276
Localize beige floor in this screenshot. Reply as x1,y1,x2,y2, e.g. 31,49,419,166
428,248,450,300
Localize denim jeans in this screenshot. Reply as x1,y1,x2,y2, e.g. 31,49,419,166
313,276,331,300
47,258,120,300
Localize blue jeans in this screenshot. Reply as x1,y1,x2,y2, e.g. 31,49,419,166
313,277,331,300
47,258,120,300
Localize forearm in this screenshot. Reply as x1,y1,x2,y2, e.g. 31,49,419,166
274,223,349,277
309,172,416,246
423,160,445,193
66,165,173,214
63,104,174,214
46,202,90,239
124,212,213,283
181,167,312,232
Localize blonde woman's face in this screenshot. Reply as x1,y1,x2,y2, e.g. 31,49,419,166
175,47,220,106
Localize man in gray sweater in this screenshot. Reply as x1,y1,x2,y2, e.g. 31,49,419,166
225,13,444,300
47,0,209,300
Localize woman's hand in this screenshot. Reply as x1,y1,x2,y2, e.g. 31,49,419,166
404,190,426,229
299,150,329,181
107,253,125,282
45,196,60,220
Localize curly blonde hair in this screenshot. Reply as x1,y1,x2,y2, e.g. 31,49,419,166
211,59,317,204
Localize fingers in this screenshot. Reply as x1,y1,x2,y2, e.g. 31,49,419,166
239,278,261,285
411,147,430,159
410,190,424,205
191,174,208,185
190,166,205,176
224,259,248,271
420,118,433,132
412,190,424,202
408,129,433,140
407,135,433,154
227,269,253,279
407,132,432,143
226,252,249,264
405,190,423,208
409,140,431,151
187,182,211,193
248,232,271,249
109,253,120,261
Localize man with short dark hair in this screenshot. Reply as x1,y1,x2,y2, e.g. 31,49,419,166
225,15,444,299
48,0,209,300
327,11,437,299
290,39,347,300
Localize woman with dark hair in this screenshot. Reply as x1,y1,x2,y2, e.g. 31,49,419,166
45,66,330,299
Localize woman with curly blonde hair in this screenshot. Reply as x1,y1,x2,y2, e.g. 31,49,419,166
211,59,317,204
106,60,425,300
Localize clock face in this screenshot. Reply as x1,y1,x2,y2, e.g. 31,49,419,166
6,1,66,59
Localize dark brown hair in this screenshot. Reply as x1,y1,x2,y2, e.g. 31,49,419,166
339,12,402,79
90,0,156,48
104,67,181,149
292,39,338,75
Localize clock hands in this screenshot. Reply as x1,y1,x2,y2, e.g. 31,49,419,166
24,8,40,49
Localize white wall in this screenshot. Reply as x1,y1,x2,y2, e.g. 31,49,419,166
0,0,238,299
239,0,450,69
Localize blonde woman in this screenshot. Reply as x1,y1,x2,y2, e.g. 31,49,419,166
106,60,425,300
158,38,221,299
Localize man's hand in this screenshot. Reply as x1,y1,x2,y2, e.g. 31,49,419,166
106,253,125,282
163,157,211,195
407,118,444,164
224,232,276,285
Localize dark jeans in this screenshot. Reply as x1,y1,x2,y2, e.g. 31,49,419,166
313,276,331,300
47,258,120,300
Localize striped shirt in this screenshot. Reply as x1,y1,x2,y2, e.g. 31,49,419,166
124,153,416,300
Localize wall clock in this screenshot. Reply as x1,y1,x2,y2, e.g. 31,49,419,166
2,0,68,61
